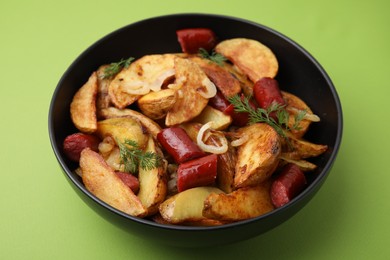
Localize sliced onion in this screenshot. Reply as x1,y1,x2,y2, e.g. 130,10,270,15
198,78,217,99
149,69,176,92
287,107,321,122
177,89,183,98
231,134,249,147
167,83,181,90
197,122,228,154
121,81,151,95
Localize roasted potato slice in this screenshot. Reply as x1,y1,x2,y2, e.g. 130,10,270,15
279,155,317,172
99,107,162,139
190,56,241,97
108,54,176,108
80,148,147,217
193,105,232,130
108,87,139,109
215,38,278,83
203,182,274,221
234,123,281,188
165,57,210,126
159,186,224,224
138,88,177,120
70,72,98,133
137,136,168,216
283,133,328,160
152,213,226,227
215,141,236,193
97,117,148,148
181,219,228,226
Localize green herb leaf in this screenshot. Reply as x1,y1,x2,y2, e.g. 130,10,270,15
118,139,162,174
101,57,135,79
292,109,307,130
228,95,305,138
198,48,227,66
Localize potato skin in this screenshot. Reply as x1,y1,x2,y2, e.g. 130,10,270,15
138,89,177,120
70,72,98,133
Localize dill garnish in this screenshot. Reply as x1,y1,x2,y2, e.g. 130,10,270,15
118,139,162,174
198,48,227,66
228,95,306,138
101,57,134,79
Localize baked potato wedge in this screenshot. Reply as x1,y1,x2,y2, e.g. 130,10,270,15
215,141,236,193
193,105,232,130
152,213,226,227
215,38,278,83
80,148,147,217
108,86,139,109
203,182,274,221
70,72,98,133
99,107,162,139
108,54,176,108
283,133,328,160
137,136,168,215
234,123,281,188
159,186,224,224
190,56,241,97
165,57,211,126
138,88,177,120
96,117,148,149
279,156,317,172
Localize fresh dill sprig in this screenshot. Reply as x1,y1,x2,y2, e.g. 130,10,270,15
198,48,227,66
228,95,306,138
118,139,162,174
101,57,135,79
292,109,307,130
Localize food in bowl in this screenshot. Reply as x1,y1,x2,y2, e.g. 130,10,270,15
62,27,328,226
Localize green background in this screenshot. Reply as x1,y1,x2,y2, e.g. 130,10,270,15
1,0,389,259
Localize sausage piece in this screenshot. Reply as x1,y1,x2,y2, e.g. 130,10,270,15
157,127,205,164
177,154,218,192
253,77,285,109
270,163,307,208
176,28,217,54
115,172,140,194
63,132,100,162
209,91,256,127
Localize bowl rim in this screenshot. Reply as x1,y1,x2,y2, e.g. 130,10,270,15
48,12,343,232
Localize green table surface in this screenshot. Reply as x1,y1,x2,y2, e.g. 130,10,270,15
1,0,389,259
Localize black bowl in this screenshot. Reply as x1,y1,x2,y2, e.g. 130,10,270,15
49,13,342,247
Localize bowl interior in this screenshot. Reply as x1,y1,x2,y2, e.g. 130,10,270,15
49,13,342,246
